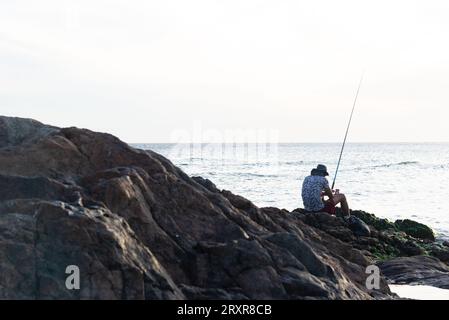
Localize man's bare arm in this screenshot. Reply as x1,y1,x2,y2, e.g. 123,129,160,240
324,187,334,204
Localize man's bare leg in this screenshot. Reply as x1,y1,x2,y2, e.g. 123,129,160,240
333,194,350,216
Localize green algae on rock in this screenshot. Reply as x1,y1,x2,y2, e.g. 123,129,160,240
395,219,435,242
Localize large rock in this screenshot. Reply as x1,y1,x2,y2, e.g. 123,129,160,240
0,199,183,299
378,256,449,289
394,219,435,242
348,216,371,237
0,116,396,300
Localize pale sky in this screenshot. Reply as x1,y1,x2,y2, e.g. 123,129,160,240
1,0,449,143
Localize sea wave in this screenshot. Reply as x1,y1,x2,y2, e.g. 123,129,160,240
374,161,420,168
229,172,280,178
351,161,420,171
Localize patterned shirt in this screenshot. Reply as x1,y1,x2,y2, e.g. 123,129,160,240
301,175,330,212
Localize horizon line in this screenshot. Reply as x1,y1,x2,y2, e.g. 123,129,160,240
128,141,449,144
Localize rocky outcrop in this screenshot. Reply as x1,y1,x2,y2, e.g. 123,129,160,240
295,208,449,292
0,116,447,300
379,256,449,289
394,219,435,242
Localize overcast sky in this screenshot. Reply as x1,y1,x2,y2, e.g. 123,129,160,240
1,0,449,142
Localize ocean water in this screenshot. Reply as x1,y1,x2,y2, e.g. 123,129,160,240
136,143,449,240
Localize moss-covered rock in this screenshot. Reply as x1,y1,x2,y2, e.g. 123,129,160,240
299,208,443,266
319,209,440,263
394,219,435,242
349,210,397,231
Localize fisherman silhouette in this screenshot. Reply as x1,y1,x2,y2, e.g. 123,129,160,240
301,164,350,217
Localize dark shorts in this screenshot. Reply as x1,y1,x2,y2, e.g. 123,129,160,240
322,201,337,215
309,201,336,215
305,201,337,215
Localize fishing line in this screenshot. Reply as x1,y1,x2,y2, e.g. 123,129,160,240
331,72,365,190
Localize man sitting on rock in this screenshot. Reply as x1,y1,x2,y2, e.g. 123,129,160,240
301,164,350,217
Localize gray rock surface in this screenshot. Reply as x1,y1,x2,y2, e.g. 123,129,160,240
0,117,57,148
378,256,449,289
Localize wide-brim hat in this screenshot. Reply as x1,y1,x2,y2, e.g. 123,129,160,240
311,164,329,176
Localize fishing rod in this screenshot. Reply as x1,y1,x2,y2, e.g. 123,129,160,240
331,73,364,190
